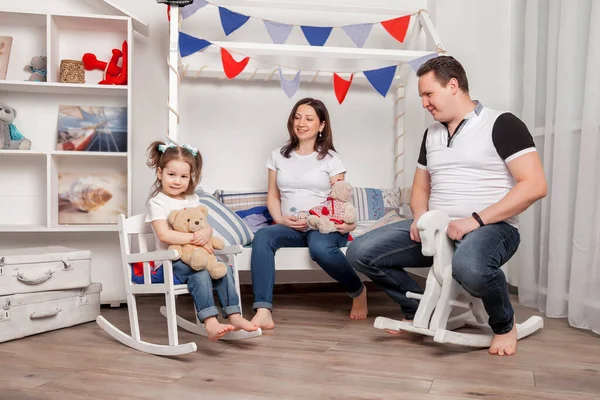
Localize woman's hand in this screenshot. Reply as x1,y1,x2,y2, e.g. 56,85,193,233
336,222,356,235
190,229,211,247
279,215,308,231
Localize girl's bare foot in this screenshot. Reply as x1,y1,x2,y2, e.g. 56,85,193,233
204,317,235,341
386,319,412,335
228,313,259,332
350,287,368,320
251,308,275,330
489,322,517,356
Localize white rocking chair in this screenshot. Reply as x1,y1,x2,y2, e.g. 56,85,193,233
374,210,543,347
96,214,261,356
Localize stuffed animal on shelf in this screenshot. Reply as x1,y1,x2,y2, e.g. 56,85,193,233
307,180,357,233
81,40,128,85
24,56,47,81
167,205,228,279
0,103,31,150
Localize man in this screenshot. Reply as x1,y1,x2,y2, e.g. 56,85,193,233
346,56,547,356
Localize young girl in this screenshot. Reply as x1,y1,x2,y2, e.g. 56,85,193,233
145,140,258,341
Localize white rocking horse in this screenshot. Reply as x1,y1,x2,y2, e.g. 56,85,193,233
374,210,543,347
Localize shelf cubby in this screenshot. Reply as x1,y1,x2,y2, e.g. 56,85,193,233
0,11,46,82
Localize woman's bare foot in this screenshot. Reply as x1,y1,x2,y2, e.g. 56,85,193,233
489,322,517,356
228,313,259,332
386,319,412,335
204,317,235,341
251,308,275,330
350,287,368,320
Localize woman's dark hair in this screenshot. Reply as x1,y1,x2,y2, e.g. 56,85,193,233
146,140,202,200
281,97,336,160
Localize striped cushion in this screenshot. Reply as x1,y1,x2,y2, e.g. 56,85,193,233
196,192,254,246
214,189,268,212
351,187,385,220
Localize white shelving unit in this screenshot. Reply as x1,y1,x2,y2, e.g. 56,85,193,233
0,6,148,305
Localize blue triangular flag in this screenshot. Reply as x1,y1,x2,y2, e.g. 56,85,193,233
181,0,208,20
219,7,250,36
407,53,439,72
363,65,397,97
264,20,293,44
341,23,373,48
300,26,333,46
278,68,301,98
179,32,211,57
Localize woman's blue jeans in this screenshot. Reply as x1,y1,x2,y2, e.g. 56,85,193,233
251,224,365,311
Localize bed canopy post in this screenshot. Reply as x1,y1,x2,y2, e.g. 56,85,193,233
394,85,406,190
167,5,181,143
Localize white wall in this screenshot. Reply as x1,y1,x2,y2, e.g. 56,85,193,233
0,0,512,215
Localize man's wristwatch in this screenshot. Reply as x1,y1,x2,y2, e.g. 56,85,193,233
472,212,485,227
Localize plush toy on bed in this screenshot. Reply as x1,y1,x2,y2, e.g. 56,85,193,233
307,180,357,233
167,205,228,279
0,103,31,150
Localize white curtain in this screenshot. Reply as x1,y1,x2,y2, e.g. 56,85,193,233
511,0,600,334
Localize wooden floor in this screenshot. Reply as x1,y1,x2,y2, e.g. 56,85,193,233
1,288,599,400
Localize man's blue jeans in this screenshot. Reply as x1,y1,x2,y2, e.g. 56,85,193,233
251,224,365,311
172,260,241,322
346,219,520,335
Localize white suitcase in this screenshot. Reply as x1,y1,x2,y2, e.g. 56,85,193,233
0,282,101,343
0,246,91,296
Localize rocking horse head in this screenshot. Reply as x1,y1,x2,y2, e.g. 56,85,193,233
417,210,454,283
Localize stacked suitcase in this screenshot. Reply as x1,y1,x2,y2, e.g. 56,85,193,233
0,246,101,343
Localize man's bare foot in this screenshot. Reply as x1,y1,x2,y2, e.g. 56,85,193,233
350,287,368,320
228,313,259,332
251,308,275,330
489,322,517,356
386,319,412,335
204,317,235,341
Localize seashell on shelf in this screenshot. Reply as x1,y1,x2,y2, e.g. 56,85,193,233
59,177,113,212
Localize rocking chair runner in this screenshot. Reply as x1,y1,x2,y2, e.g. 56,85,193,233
96,214,261,356
374,210,543,347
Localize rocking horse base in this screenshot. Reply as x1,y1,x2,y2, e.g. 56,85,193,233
374,315,544,348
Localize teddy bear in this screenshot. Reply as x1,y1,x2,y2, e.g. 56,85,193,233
0,103,31,150
307,180,357,233
24,56,47,81
167,205,228,279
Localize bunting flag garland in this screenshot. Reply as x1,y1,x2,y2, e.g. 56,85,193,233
220,48,250,79
363,65,397,97
407,52,438,72
179,32,211,57
218,7,250,36
300,26,333,47
333,73,353,104
181,0,208,19
175,0,416,47
381,15,411,43
341,23,373,48
263,20,293,45
178,33,434,100
278,68,302,98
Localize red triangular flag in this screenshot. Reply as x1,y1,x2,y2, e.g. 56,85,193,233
333,73,353,104
220,48,249,79
381,15,411,43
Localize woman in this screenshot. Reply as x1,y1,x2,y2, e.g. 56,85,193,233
250,97,368,330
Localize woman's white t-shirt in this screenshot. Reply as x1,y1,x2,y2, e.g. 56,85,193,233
145,192,200,252
266,147,346,216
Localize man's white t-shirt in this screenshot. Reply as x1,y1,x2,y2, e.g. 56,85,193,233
266,147,346,216
145,192,200,252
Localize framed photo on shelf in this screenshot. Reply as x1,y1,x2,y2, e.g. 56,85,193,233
58,172,127,225
56,105,127,152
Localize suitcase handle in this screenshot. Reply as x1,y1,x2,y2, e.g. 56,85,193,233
16,269,55,285
30,307,62,319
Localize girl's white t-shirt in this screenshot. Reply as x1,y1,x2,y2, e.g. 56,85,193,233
266,147,346,216
145,192,200,252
